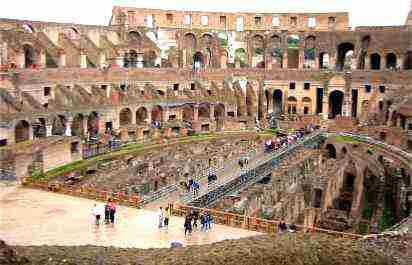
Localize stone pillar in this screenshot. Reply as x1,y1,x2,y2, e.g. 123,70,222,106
59,53,66,68
82,116,88,136
136,128,144,141
282,52,288,69
131,109,137,124
182,49,187,67
398,56,403,70
364,57,370,70
137,53,144,68
209,104,215,121
46,123,53,137
351,57,357,70
146,110,152,125
40,51,46,68
80,53,87,68
17,52,25,68
65,117,73,137
115,56,124,67
315,53,320,69
193,105,199,121
321,91,329,120
298,49,304,69
100,53,106,68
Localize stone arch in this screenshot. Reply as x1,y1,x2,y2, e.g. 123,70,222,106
329,90,344,118
87,111,99,136
193,51,204,68
302,97,312,115
143,50,157,67
252,34,265,68
214,103,225,119
52,115,67,136
287,34,300,69
269,35,283,69
304,35,316,69
358,36,371,70
273,89,283,114
370,53,381,70
136,107,148,124
23,44,36,68
124,49,138,68
183,33,197,66
182,105,194,121
404,51,412,70
32,118,47,138
198,103,210,119
326,144,337,159
71,113,85,137
336,42,355,71
151,105,163,122
119,108,132,126
287,96,298,114
319,52,330,69
128,31,142,47
15,120,31,143
386,53,397,69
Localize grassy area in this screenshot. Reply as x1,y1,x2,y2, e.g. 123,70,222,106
332,135,361,144
26,131,265,182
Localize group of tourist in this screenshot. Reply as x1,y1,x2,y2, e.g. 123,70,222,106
184,211,213,236
91,199,117,225
157,206,172,229
278,220,297,233
184,177,200,196
264,129,307,152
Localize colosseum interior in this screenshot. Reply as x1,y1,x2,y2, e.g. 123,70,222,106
0,1,412,250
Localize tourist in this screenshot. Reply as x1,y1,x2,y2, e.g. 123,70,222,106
288,223,297,233
104,202,111,224
192,181,200,196
192,211,199,229
164,206,171,229
158,207,164,229
184,214,192,236
200,212,207,231
206,211,213,230
91,203,103,225
108,200,117,224
278,220,287,233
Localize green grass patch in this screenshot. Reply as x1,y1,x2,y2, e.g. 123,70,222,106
332,135,361,144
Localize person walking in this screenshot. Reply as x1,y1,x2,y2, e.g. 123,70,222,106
192,211,199,229
184,214,192,236
108,200,117,224
91,203,103,225
158,207,164,229
200,212,207,231
104,202,111,224
164,206,171,229
206,211,213,230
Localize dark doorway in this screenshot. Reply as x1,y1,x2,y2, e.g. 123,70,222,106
273,89,283,114
314,189,323,208
351,89,358,118
404,51,412,70
386,53,397,69
316,87,323,114
326,144,337,159
193,52,204,68
23,44,36,68
287,49,299,69
336,42,355,71
370,53,381,70
329,90,344,119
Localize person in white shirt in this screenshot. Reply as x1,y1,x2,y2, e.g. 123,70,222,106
91,203,103,225
158,207,164,229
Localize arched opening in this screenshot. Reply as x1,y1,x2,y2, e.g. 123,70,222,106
23,44,36,68
183,33,196,66
71,114,85,137
235,48,247,68
302,97,312,115
344,173,356,193
314,189,323,208
287,96,297,114
15,120,30,143
144,50,157,67
404,51,412,70
201,34,213,67
128,31,142,47
336,42,355,71
319,52,329,69
151,105,163,122
304,36,316,69
32,118,46,138
329,90,344,119
87,112,99,136
342,147,347,155
370,53,381,70
214,103,225,119
252,35,265,68
193,51,204,69
386,53,397,69
198,103,210,119
287,35,300,69
136,107,148,124
269,35,282,69
182,105,194,121
119,108,132,126
124,49,138,68
273,89,283,114
52,115,66,136
358,36,370,70
325,144,337,159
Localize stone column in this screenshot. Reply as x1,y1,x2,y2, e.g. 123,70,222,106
282,52,288,69
193,105,199,122
315,53,320,69
45,122,53,137
99,53,106,68
298,49,304,69
17,52,25,68
137,53,144,68
82,115,88,136
39,51,46,68
146,109,152,125
209,104,215,121
267,89,273,114
80,52,87,69
59,53,66,68
364,57,370,70
65,117,73,137
398,56,403,70
131,109,137,124
321,90,329,120
115,56,124,67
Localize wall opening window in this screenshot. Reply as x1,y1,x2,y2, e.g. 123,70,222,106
272,16,280,27
146,14,154,28
184,14,192,25
173,84,179,91
254,16,262,25
290,17,297,26
289,82,296,90
166,13,173,24
190,83,195,90
308,17,316,28
220,16,227,27
365,84,372,93
304,82,310,90
44,87,51,96
201,15,209,26
168,115,176,121
71,142,79,154
236,16,244,32
328,17,336,26
379,85,385,93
